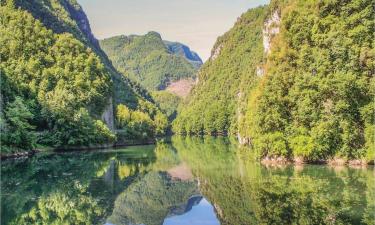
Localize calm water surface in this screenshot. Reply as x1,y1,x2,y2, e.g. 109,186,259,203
1,137,374,225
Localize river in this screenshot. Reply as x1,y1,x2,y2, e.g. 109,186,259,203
1,137,374,225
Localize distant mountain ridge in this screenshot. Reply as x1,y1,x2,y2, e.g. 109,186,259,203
100,32,202,91
163,40,203,68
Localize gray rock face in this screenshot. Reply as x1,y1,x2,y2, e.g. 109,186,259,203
237,133,250,145
210,43,223,61
237,12,281,145
64,1,100,49
263,11,281,55
101,98,115,131
256,66,265,77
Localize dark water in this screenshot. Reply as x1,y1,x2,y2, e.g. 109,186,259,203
1,137,374,225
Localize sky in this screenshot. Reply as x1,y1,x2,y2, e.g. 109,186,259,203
77,0,269,61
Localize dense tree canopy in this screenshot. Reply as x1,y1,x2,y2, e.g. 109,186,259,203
174,0,374,161
1,97,36,152
0,1,168,152
173,6,267,135
151,91,182,121
0,4,115,151
116,102,168,141
242,0,374,161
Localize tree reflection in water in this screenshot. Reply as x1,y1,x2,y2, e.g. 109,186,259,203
1,138,374,225
173,136,375,225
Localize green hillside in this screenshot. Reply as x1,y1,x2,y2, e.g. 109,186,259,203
242,0,374,161
100,32,202,91
0,0,167,153
174,0,374,161
173,6,267,135
151,91,182,121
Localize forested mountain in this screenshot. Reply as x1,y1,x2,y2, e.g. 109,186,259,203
173,5,267,135
174,0,374,162
12,0,152,104
100,32,202,91
0,0,168,153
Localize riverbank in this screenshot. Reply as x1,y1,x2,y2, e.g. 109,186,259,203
0,138,161,161
2,136,373,167
0,150,40,160
261,156,374,167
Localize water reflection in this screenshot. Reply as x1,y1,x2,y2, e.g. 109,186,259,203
1,137,374,225
173,136,375,225
163,198,220,225
106,171,199,225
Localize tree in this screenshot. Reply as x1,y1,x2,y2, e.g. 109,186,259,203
154,112,168,136
2,97,36,152
116,104,131,128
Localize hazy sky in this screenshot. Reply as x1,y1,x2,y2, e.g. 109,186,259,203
77,0,269,61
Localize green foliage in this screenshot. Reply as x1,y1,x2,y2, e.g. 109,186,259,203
151,91,181,121
173,6,267,135
116,104,168,141
100,32,200,91
11,0,156,107
0,5,115,150
116,104,131,127
254,132,289,158
243,0,374,160
38,108,116,148
94,120,117,143
1,97,36,152
0,0,173,152
129,110,155,137
11,0,93,46
154,112,168,136
175,0,374,161
0,1,169,150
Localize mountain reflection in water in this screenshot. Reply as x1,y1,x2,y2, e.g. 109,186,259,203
1,137,374,225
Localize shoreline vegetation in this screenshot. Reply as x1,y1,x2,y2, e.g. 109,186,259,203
0,137,159,160
260,156,373,167
2,135,374,168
